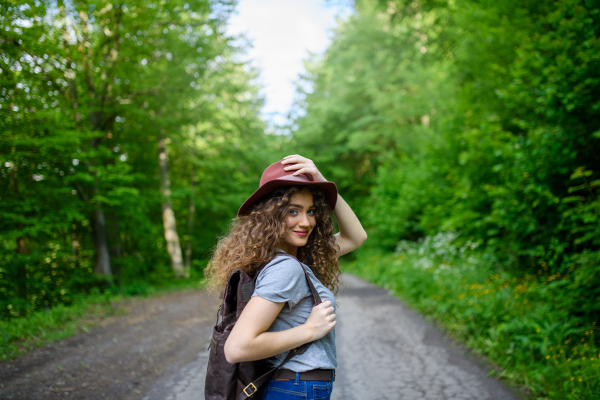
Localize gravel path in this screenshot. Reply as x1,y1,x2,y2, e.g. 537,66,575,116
142,274,522,400
0,275,523,400
0,290,220,400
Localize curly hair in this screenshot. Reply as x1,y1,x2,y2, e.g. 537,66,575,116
205,185,341,294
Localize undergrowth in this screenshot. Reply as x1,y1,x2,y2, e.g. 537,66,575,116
345,233,600,400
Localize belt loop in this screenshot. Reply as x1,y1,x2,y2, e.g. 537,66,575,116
332,369,335,382
294,372,300,386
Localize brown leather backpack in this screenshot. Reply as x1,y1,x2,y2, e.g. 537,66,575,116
204,255,322,400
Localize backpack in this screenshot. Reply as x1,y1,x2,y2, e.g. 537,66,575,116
204,254,322,400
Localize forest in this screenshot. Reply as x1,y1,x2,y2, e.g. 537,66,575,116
1,0,599,398
1,0,277,313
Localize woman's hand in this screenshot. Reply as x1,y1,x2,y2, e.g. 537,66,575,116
304,300,337,341
282,155,327,183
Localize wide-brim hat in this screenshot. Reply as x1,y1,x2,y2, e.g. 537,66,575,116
238,160,338,216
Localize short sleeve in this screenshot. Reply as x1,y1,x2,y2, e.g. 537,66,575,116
252,257,308,311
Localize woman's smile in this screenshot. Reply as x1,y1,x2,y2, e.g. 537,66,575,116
279,190,317,256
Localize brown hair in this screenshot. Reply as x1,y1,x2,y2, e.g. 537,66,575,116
205,185,341,294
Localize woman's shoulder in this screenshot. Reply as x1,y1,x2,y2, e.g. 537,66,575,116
258,255,305,280
253,255,309,306
264,254,304,270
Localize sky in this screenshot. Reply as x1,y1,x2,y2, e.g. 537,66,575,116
226,0,351,126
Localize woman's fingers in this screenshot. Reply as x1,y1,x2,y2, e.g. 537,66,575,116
283,161,314,170
291,167,317,176
282,156,327,182
282,155,311,165
306,300,336,340
283,162,311,171
319,300,335,321
282,154,305,160
282,162,318,175
317,300,335,317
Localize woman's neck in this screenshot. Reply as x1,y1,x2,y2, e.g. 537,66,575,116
278,243,298,258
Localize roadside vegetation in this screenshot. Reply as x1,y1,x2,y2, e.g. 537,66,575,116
345,237,600,399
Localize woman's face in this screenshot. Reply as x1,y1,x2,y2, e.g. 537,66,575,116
279,190,317,256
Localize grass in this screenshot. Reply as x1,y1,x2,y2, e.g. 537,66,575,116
344,233,600,400
0,277,204,361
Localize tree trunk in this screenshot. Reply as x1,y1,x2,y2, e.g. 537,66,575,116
158,134,184,277
184,165,196,278
89,115,113,280
107,212,122,258
107,212,122,276
13,166,28,300
91,206,112,277
16,236,28,300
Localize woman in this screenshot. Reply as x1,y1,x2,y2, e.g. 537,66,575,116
205,155,367,399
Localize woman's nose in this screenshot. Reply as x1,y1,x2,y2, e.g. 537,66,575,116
298,212,310,227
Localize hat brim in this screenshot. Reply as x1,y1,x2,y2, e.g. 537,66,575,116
237,176,338,216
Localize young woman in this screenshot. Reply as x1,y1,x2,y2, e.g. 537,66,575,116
205,155,367,399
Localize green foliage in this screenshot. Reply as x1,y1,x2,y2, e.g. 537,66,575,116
0,0,273,320
346,237,600,399
292,0,600,316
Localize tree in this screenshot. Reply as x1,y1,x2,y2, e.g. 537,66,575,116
292,0,600,317
0,0,273,318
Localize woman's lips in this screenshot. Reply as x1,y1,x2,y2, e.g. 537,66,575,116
293,231,308,237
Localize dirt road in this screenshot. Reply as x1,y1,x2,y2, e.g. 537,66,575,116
0,275,523,400
0,290,220,400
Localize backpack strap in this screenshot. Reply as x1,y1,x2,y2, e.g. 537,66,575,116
236,254,323,400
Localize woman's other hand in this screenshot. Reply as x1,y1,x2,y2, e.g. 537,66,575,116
304,299,337,341
282,155,327,183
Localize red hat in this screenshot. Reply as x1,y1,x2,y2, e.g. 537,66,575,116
238,160,338,216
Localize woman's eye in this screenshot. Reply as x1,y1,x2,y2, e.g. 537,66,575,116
289,209,298,215
308,209,316,216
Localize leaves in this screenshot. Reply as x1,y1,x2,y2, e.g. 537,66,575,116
0,0,271,319
292,0,600,305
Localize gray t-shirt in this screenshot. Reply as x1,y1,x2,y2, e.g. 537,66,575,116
252,255,337,372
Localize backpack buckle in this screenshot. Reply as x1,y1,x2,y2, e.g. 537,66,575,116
243,382,257,397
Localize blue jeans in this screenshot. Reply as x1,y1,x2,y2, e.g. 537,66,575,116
261,372,334,400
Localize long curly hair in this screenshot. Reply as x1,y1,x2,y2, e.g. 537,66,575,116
205,185,341,294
